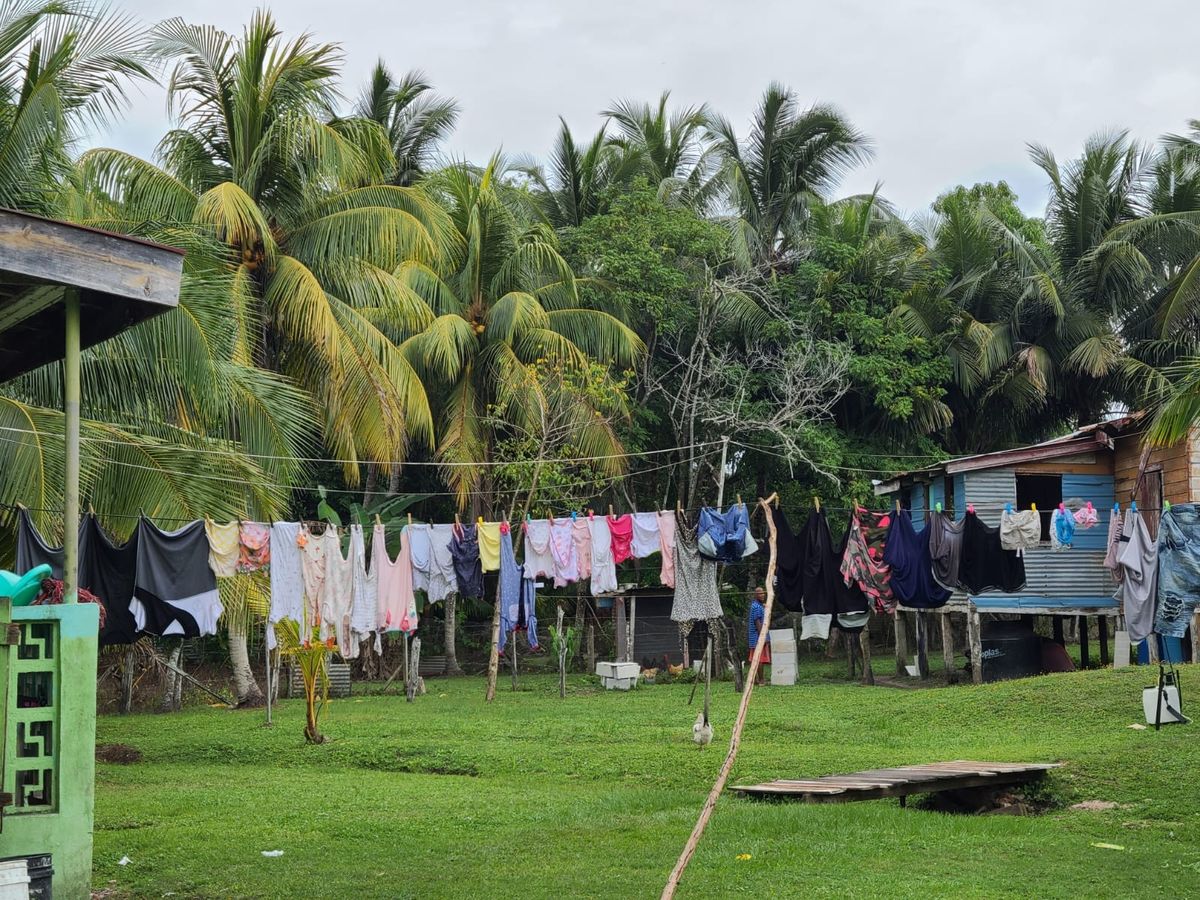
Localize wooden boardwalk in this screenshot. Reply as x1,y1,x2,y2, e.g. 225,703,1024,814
732,760,1059,804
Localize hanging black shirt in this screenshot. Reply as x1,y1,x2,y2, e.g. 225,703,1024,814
772,508,806,613
959,511,1026,594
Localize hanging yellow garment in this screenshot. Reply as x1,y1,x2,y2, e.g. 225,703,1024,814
205,519,240,577
478,521,502,572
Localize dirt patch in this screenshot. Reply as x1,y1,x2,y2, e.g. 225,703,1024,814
96,743,142,764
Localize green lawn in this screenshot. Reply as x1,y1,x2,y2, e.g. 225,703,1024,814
93,661,1200,899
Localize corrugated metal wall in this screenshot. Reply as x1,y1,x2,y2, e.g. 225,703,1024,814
910,483,927,514
953,474,966,513
1018,547,1115,598
962,467,1017,513
1062,473,1115,551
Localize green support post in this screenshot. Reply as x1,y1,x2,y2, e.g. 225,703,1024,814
63,289,80,605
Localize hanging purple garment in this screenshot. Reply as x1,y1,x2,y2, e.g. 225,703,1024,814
882,509,951,609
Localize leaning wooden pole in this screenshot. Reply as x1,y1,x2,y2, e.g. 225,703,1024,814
662,493,778,900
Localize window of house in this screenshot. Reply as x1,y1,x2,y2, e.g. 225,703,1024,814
1015,473,1062,542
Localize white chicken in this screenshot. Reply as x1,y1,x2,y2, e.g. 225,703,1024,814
693,711,713,747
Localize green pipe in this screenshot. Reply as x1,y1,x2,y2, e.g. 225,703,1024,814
64,288,80,603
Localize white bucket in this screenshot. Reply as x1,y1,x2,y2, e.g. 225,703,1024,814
1143,684,1185,725
0,858,30,899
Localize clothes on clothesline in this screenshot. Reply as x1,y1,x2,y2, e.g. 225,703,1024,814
883,509,951,610
670,509,723,626
958,511,1026,595
927,511,965,593
1000,508,1041,556
1155,503,1200,639
1117,508,1157,644
1050,508,1075,550
841,508,893,614
498,528,538,653
132,518,223,638
589,514,618,595
697,504,757,563
450,522,484,600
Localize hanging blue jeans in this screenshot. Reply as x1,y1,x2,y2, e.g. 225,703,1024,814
1155,503,1200,638
697,505,755,563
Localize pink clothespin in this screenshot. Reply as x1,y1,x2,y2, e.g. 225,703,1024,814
1058,502,1066,512
499,520,510,535
967,503,975,514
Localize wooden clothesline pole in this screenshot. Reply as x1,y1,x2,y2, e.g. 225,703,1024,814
662,493,779,900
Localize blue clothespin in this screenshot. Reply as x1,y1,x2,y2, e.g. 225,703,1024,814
1113,502,1120,515
1131,500,1138,513
570,510,577,521
1004,502,1013,514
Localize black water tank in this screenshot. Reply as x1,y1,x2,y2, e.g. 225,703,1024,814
981,620,1041,682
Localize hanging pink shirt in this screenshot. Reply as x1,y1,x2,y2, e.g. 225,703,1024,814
374,524,418,633
656,511,677,588
608,514,634,564
572,518,592,580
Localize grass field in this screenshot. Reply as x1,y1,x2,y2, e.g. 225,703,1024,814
93,660,1200,899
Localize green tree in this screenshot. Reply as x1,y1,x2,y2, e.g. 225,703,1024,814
707,83,872,268
520,118,640,228
603,91,716,208
353,63,460,186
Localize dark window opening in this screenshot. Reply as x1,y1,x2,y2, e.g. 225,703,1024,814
1015,474,1062,542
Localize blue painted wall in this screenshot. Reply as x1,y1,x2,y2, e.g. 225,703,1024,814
909,483,926,516
928,478,946,513
953,474,966,514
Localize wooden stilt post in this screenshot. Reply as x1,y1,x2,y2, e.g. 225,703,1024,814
968,607,983,685
1098,616,1110,667
859,629,874,686
1079,615,1090,669
916,611,930,679
662,495,778,900
1052,616,1065,646
941,613,957,684
895,610,909,676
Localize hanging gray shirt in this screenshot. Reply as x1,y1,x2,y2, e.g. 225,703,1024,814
927,511,965,592
1117,509,1157,643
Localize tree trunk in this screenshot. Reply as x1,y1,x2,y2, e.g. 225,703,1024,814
363,462,378,507
573,585,586,671
443,594,464,675
388,463,401,495
229,625,265,707
120,646,135,714
160,641,182,712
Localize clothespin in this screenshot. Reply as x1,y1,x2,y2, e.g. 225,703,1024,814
477,516,483,526
1005,502,1013,514
1113,502,1120,515
813,496,820,512
1086,501,1094,511
1058,502,1065,513
677,499,683,514
935,501,942,514
588,508,595,519
967,503,975,514
407,513,413,527
737,493,743,507
1131,500,1138,512
1164,500,1172,513
1031,503,1038,512
375,513,382,527
608,504,614,517
894,499,901,513
87,501,95,516
570,510,577,521
454,512,461,526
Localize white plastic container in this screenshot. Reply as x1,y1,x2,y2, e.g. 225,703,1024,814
0,859,30,900
768,628,797,686
1143,684,1185,725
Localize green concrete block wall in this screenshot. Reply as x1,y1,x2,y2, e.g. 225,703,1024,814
0,602,99,900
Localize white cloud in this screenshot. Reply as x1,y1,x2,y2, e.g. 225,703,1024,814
94,0,1200,218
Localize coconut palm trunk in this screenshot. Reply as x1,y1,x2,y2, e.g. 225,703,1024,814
228,625,265,706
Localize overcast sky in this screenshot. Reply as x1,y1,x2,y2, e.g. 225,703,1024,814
97,0,1200,218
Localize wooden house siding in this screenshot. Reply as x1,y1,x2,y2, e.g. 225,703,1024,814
1113,427,1198,506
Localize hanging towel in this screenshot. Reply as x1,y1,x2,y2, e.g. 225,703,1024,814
268,522,305,648
799,614,832,640
478,521,502,572
670,510,722,624
1103,510,1124,584
1050,508,1075,550
883,509,952,609
347,524,378,657
608,513,634,564
498,529,539,653
17,508,141,646
1117,508,1157,643
549,518,578,586
300,525,327,630
238,522,271,573
132,518,223,637
449,523,484,600
523,519,556,581
630,512,661,559
376,524,418,633
205,520,240,577
1000,509,1041,556
656,511,676,588
840,509,893,614
927,511,965,591
320,529,355,655
1155,503,1200,639
572,518,592,580
959,511,1026,595
408,523,432,596
589,515,618,595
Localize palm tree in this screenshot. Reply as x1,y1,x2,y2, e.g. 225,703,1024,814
603,91,715,208
353,63,460,186
520,118,640,228
81,10,458,477
706,83,872,268
398,156,643,672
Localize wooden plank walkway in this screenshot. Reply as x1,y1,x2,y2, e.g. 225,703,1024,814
732,760,1060,804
